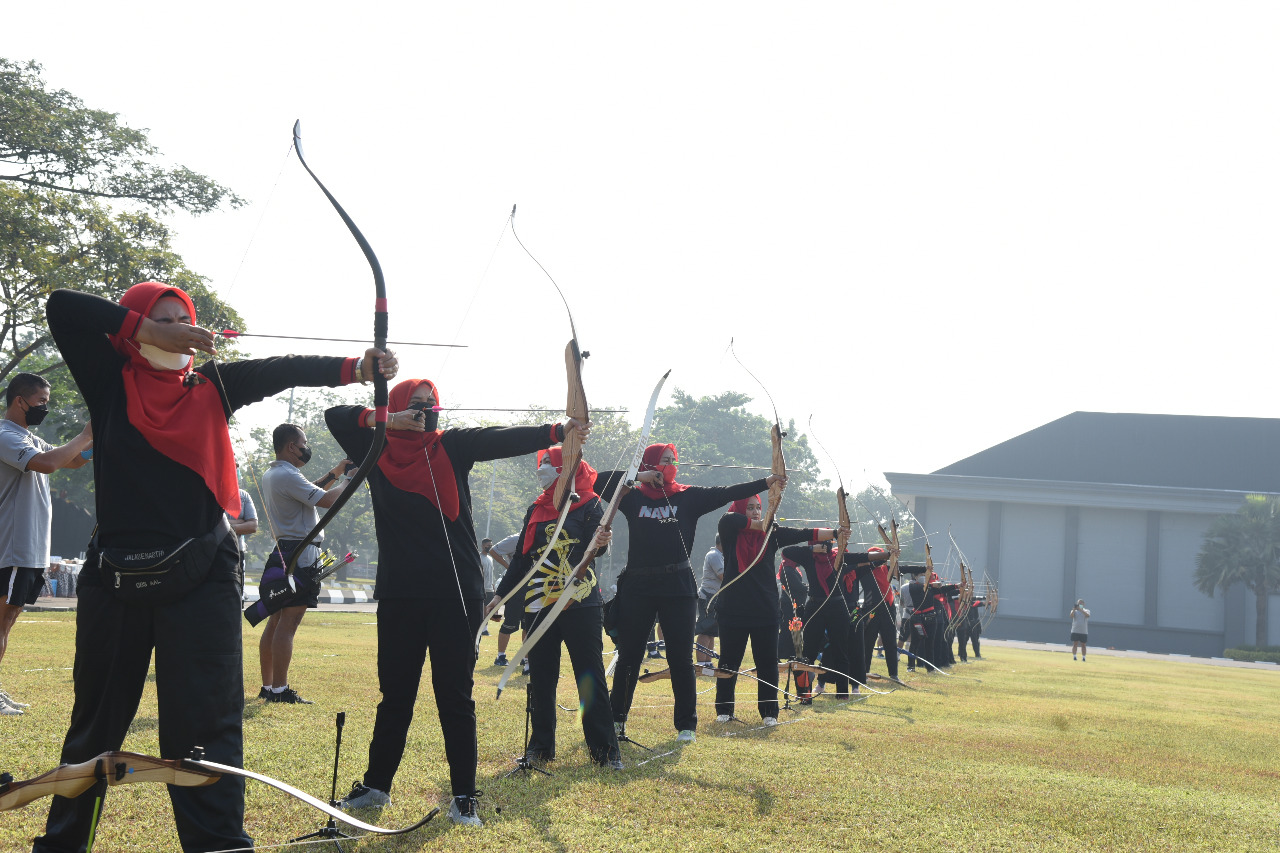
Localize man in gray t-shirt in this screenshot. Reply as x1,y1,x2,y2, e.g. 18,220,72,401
255,423,350,704
694,536,724,667
1070,600,1091,661
0,373,91,713
229,487,258,563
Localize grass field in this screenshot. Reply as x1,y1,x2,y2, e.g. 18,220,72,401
2,612,1278,852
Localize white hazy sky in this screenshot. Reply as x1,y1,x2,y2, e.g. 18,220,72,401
6,3,1278,492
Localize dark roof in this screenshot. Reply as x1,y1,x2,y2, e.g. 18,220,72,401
933,412,1280,492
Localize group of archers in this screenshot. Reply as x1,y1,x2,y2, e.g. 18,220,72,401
0,283,987,851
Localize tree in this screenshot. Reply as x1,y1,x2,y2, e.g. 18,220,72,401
1195,495,1280,647
1,59,242,211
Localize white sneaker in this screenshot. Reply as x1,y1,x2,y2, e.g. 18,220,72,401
762,716,778,727
339,781,390,810
0,689,29,709
715,714,732,723
0,703,22,716
676,730,696,743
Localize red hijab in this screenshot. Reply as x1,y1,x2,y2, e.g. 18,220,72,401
107,282,239,516
521,446,599,554
377,378,460,520
634,443,691,501
728,494,766,572
813,541,838,596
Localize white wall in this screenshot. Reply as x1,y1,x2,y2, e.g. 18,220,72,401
999,503,1066,619
925,498,987,570
1157,512,1223,632
1076,508,1147,625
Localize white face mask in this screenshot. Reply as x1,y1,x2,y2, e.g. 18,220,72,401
137,343,192,371
536,462,559,490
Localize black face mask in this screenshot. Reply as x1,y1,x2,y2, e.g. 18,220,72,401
24,401,49,427
296,444,313,465
408,401,440,432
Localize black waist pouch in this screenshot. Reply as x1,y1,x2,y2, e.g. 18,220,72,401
98,517,231,604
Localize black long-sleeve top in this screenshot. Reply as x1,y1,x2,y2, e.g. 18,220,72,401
778,559,808,621
327,406,560,600
595,472,767,598
47,289,351,555
782,545,884,614
495,499,605,612
715,513,816,628
907,581,960,614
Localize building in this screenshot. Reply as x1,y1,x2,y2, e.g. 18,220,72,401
886,412,1280,656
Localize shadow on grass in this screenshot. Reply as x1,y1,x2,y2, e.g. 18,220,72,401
127,716,158,735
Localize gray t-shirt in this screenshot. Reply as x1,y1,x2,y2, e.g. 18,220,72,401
490,533,519,587
262,460,324,565
0,420,53,569
1071,607,1090,634
699,547,724,599
234,488,257,551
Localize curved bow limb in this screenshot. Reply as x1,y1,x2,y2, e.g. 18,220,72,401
496,370,671,698
0,752,219,812
282,120,389,589
187,757,439,836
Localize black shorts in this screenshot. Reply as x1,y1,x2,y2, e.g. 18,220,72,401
693,596,719,636
1070,632,1088,643
498,603,523,635
2,567,44,606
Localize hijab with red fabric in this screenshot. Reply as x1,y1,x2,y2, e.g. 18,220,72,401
728,493,766,572
520,446,599,554
377,378,460,520
634,443,691,501
106,282,240,516
812,540,838,596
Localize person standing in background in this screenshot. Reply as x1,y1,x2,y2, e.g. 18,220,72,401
694,535,723,669
0,373,91,714
1070,600,1090,661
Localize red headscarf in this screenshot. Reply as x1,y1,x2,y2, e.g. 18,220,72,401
376,378,460,520
634,443,691,501
521,445,599,554
728,493,766,572
868,545,894,603
813,541,838,597
107,282,239,516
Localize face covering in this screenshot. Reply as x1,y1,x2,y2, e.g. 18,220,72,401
297,444,313,465
23,401,49,426
137,343,192,371
407,401,440,432
536,461,559,490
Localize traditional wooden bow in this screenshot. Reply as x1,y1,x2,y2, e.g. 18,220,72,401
495,370,671,697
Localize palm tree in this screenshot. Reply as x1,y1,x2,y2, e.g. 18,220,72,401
1195,495,1280,648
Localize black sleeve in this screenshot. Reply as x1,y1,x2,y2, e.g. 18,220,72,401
326,406,375,462
781,544,811,565
198,355,348,416
45,289,130,411
595,470,627,501
444,424,561,467
567,498,606,567
495,507,536,600
686,478,770,517
774,526,815,549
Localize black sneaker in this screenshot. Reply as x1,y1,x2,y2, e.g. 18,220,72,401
267,687,313,704
340,780,390,810
449,793,483,827
257,686,272,700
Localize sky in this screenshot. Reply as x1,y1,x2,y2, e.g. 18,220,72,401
6,2,1278,495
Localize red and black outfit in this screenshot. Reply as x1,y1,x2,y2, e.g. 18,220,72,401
495,448,618,765
855,554,900,680
596,444,765,734
781,544,860,697
714,506,818,720
326,379,566,801
37,286,364,853
957,597,985,661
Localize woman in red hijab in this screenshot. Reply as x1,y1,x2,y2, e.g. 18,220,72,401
594,443,784,744
488,447,620,769
37,284,396,852
325,379,587,826
715,495,836,725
